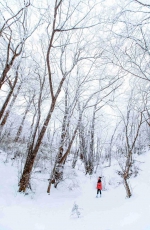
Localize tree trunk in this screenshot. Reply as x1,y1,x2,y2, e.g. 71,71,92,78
0,39,23,89
47,90,69,192
124,178,132,198
47,162,57,194
19,101,55,192
14,101,30,142
53,124,79,188
18,147,35,192
0,73,18,121
72,149,79,168
47,113,81,193
1,82,22,126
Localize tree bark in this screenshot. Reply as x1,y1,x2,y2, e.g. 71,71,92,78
0,72,18,121
1,82,22,126
124,178,132,198
14,101,30,142
19,101,55,192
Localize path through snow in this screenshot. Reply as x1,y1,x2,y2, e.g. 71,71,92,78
0,150,150,230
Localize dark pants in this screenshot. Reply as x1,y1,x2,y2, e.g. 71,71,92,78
97,189,101,195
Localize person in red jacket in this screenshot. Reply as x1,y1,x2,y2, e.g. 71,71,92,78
96,176,102,198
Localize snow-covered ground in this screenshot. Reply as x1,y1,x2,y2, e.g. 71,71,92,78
0,150,150,230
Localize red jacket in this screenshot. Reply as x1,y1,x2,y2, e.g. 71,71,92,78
97,180,102,190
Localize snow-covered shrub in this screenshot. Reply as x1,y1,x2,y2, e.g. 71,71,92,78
71,202,83,218
58,166,79,191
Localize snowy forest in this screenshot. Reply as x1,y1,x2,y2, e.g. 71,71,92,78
1,0,150,229
1,1,150,228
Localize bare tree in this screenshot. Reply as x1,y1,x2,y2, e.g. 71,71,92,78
19,0,102,192
0,1,32,89
115,98,144,198
0,66,19,121
14,95,34,142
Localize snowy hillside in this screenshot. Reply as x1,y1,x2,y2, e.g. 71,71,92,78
0,150,150,230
